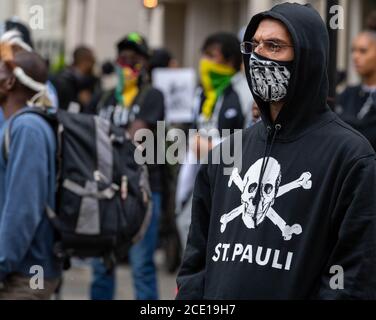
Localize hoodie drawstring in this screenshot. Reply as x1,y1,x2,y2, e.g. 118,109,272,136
252,123,281,228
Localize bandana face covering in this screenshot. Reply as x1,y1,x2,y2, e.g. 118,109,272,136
115,63,140,108
249,52,292,102
199,58,236,120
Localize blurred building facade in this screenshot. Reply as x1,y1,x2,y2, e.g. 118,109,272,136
0,0,375,84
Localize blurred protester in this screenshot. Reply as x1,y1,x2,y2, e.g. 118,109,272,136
250,101,261,125
100,60,117,91
366,11,376,30
149,48,182,274
89,32,165,300
0,18,33,50
232,67,254,127
175,32,244,251
232,26,255,127
0,18,59,125
51,46,99,112
149,48,178,72
0,48,61,299
336,29,376,150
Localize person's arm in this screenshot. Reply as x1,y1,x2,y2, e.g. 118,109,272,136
315,155,376,299
0,121,51,280
176,163,212,299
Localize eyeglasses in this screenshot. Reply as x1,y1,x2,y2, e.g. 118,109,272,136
240,40,293,55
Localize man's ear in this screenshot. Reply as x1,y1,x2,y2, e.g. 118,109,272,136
4,74,16,91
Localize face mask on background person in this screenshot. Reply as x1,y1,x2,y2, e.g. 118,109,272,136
249,52,293,102
115,61,141,108
199,58,236,120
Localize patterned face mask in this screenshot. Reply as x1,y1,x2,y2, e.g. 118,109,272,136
115,63,141,108
249,52,292,102
199,58,236,120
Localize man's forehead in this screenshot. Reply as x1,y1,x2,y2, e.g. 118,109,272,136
203,43,221,55
354,32,376,46
119,49,137,56
254,18,291,42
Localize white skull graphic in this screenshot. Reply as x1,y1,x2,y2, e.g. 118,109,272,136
221,157,310,240
241,157,281,228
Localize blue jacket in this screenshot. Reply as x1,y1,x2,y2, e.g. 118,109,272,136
0,109,4,128
0,110,61,280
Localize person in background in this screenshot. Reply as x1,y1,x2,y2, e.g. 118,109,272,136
336,28,376,150
232,26,255,128
51,46,99,112
89,32,165,300
148,48,183,274
0,17,59,125
250,101,261,126
366,10,376,31
176,32,244,251
0,47,61,299
99,60,117,92
149,48,178,72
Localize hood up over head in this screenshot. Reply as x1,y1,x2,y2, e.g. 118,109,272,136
243,3,332,140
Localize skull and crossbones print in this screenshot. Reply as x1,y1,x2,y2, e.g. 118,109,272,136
220,157,312,240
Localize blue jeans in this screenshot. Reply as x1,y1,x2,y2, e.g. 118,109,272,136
90,192,161,300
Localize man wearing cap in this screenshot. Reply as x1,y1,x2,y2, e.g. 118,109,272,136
89,32,165,300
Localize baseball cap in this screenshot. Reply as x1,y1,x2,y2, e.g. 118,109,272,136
116,32,149,58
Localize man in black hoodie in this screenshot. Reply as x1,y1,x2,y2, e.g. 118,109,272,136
176,3,376,300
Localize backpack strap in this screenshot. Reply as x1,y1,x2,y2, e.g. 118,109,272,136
2,124,10,163
2,107,52,162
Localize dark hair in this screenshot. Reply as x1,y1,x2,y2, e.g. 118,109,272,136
366,11,376,31
202,32,242,71
14,50,48,92
5,19,34,49
149,49,173,70
73,46,94,65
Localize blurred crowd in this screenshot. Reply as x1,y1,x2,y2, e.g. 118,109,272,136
0,5,375,300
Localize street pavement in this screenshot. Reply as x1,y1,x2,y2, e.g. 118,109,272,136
60,250,178,300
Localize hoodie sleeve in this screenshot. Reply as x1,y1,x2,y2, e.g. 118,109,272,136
0,122,50,281
316,155,376,299
176,163,211,300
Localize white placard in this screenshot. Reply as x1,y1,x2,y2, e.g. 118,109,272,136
152,68,196,123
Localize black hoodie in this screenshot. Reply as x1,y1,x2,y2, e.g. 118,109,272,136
176,3,376,300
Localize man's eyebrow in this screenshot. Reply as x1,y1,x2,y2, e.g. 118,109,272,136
266,38,291,45
252,36,291,45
